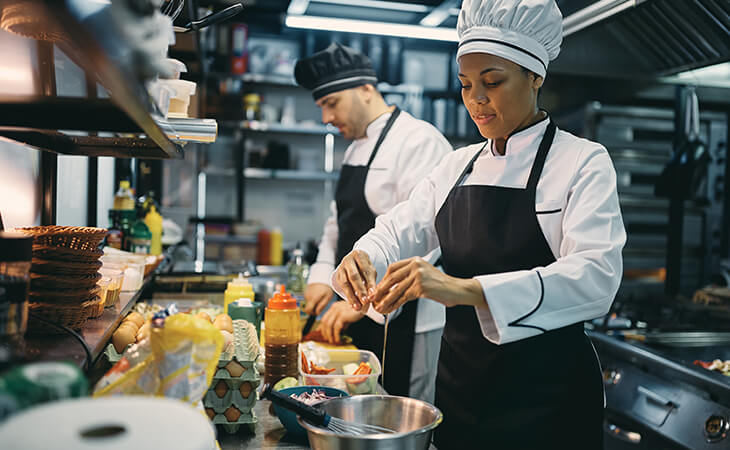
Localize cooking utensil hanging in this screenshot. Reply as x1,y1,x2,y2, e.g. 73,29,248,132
262,385,396,435
171,3,243,33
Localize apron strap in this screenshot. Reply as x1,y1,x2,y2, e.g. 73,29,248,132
366,106,401,167
525,120,557,192
452,141,489,188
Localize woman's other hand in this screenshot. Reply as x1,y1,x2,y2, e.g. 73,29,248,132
333,250,377,311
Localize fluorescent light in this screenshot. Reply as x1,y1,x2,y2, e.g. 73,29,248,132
563,0,636,36
310,0,429,13
661,62,730,88
285,15,458,41
420,0,460,27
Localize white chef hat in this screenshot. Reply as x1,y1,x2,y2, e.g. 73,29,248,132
457,0,563,78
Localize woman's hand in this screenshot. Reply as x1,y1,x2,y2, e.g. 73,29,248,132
333,250,377,311
319,301,366,344
303,283,334,315
370,257,488,315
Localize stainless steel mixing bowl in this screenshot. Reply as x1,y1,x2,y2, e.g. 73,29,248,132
298,395,442,450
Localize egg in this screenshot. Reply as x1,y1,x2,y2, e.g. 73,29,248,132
117,321,139,336
239,381,252,399
136,322,151,342
224,406,241,423
220,330,234,352
205,408,216,421
195,311,212,323
213,314,233,333
225,360,246,377
214,380,228,398
112,325,136,353
126,311,145,328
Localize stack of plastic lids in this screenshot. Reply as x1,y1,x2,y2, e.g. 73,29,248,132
203,319,260,433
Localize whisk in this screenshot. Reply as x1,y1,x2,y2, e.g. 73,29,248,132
263,385,396,435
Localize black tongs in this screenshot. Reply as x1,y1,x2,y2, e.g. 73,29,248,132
173,3,243,33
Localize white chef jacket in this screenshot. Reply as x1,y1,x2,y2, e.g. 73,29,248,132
308,109,452,333
333,118,626,344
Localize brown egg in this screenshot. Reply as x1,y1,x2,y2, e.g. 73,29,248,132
224,406,241,422
195,311,212,323
112,326,136,353
214,380,228,398
118,321,139,336
239,381,252,399
205,408,216,420
213,314,233,333
136,322,151,342
126,311,145,328
225,360,245,377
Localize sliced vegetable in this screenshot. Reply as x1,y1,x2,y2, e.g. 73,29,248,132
346,362,372,384
310,363,336,375
301,352,310,374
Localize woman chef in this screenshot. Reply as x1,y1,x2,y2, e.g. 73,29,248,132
331,0,626,448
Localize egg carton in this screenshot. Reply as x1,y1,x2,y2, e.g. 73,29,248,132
205,408,257,434
212,320,261,381
203,379,258,414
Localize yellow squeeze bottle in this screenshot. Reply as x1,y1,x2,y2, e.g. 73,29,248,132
224,273,254,314
144,206,163,255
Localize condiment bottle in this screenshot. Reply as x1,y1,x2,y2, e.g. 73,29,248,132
144,205,163,256
256,228,270,265
286,245,309,298
107,210,124,250
227,297,263,338
129,218,151,254
113,180,135,211
270,227,283,266
224,273,254,314
264,285,299,386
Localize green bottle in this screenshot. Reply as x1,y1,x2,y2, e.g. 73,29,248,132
129,219,151,254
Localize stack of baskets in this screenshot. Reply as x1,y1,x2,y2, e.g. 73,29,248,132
16,226,108,333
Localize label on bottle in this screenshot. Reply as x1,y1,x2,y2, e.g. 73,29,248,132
107,230,123,249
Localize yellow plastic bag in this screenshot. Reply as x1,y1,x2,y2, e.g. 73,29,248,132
94,313,223,403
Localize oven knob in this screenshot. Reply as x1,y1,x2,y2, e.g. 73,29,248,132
603,369,621,386
705,415,729,442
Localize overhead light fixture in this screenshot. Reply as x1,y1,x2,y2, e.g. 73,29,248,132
420,0,460,27
285,15,458,41
563,0,636,36
661,62,730,88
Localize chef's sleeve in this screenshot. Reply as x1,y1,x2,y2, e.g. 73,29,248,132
308,200,339,285
473,145,626,344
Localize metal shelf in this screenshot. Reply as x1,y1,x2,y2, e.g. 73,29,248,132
203,234,257,244
209,72,298,87
204,167,338,181
220,120,339,136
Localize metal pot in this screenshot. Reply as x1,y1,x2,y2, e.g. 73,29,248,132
298,395,442,450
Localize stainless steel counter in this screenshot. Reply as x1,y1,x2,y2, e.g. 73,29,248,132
217,398,309,450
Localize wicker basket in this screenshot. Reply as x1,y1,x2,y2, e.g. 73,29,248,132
17,226,107,251
31,258,103,277
30,272,101,291
88,295,105,319
27,299,98,333
29,286,101,305
32,245,104,263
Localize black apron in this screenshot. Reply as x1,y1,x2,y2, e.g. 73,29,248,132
433,120,604,449
334,107,418,397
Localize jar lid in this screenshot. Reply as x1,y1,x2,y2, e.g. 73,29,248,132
0,232,32,262
267,285,297,310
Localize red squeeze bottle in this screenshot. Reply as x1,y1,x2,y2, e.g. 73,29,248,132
257,228,271,265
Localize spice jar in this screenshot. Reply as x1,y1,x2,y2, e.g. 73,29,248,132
0,232,32,337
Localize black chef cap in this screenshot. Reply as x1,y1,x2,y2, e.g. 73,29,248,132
294,42,378,101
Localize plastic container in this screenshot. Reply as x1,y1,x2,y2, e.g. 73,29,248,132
264,286,300,386
0,232,32,337
160,79,197,118
99,268,123,307
286,246,309,297
163,58,187,80
299,349,381,396
144,206,163,256
102,261,143,292
96,276,111,308
223,274,254,314
113,181,135,211
270,227,283,266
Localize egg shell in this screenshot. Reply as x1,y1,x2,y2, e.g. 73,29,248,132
136,322,151,342
118,321,139,335
213,314,233,333
205,408,216,420
220,330,234,352
224,406,242,422
196,311,212,323
214,380,228,398
112,326,136,353
225,360,245,377
126,311,145,328
239,381,252,399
